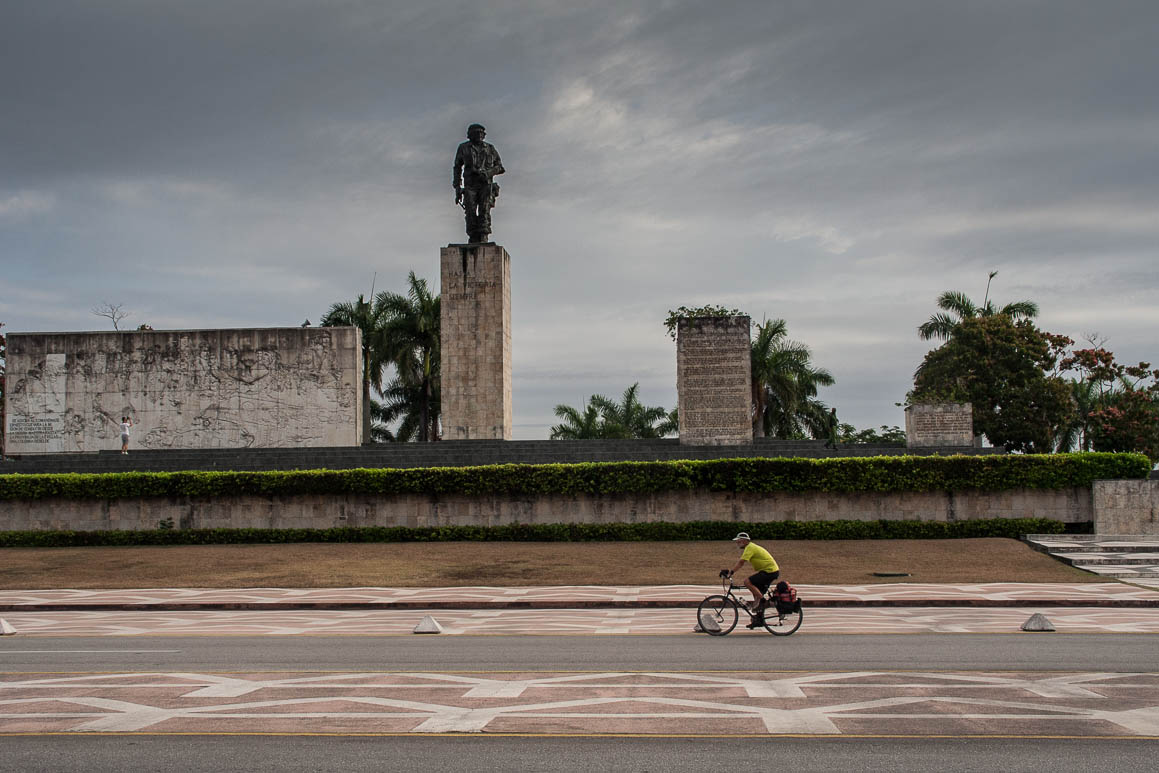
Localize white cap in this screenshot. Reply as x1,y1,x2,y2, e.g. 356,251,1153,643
732,532,750,542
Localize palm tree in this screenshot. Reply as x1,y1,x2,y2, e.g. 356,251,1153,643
376,369,440,442
549,401,605,439
550,384,676,439
374,272,441,441
750,319,835,439
591,383,676,439
321,293,390,442
368,399,396,443
1055,378,1101,452
918,273,1039,341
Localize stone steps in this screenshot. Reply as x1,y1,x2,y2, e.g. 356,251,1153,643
1052,553,1159,565
1024,535,1159,579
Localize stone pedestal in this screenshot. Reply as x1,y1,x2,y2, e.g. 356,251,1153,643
439,243,512,440
905,403,974,448
677,315,752,446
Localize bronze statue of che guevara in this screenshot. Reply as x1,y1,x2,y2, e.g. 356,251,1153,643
453,123,505,244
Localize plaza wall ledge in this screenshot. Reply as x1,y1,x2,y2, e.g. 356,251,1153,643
1,487,1094,533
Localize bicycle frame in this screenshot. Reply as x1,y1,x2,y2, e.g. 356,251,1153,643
722,578,766,619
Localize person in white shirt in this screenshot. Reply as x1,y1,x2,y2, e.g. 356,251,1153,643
120,416,133,454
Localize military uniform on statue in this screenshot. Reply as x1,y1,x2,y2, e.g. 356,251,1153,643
452,123,505,244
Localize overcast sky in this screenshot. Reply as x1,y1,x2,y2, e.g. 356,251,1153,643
2,1,1156,439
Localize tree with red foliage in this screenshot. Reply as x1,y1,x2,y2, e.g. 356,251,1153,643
1060,347,1159,462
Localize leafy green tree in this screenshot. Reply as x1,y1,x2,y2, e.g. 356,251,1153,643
321,294,389,442
910,315,1074,452
838,424,906,445
551,384,676,439
375,272,441,442
918,272,1039,341
750,318,835,439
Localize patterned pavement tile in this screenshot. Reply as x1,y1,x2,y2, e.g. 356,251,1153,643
2,670,1159,736
5,607,1159,636
4,583,1159,610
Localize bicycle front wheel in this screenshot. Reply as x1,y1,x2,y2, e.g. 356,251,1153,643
763,603,803,636
696,595,738,636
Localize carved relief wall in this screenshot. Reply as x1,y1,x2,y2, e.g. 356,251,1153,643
3,327,362,454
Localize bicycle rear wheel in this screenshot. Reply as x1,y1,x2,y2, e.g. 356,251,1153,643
696,595,738,635
763,603,803,636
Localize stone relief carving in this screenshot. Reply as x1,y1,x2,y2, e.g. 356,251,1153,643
3,328,361,453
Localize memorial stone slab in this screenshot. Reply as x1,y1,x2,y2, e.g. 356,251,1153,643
905,403,975,448
677,316,752,446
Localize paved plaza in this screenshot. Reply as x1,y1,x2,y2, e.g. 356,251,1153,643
3,582,1159,611
3,669,1159,736
5,606,1159,636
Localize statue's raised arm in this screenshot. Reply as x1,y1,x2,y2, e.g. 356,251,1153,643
453,123,504,244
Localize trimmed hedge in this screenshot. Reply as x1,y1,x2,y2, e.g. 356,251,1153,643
0,517,1074,548
0,453,1148,502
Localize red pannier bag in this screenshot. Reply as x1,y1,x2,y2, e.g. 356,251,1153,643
773,580,800,614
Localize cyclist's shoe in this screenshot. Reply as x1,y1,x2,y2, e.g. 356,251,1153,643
745,616,765,629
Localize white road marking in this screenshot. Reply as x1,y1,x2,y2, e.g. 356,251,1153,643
2,670,1159,735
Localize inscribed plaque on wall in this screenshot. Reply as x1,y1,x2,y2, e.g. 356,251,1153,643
904,403,974,448
677,316,752,446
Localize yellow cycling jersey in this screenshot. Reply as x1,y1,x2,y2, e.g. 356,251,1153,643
740,542,779,573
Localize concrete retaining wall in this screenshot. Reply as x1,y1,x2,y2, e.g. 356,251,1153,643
1,487,1093,532
1093,479,1159,535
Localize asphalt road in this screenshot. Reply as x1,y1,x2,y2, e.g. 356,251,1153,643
3,633,1159,672
2,736,1157,773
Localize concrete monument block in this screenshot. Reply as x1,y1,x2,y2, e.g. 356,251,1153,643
905,403,974,448
1093,479,1159,535
440,243,512,440
677,316,752,446
3,327,362,453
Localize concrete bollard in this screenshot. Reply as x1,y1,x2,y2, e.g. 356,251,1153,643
413,616,444,634
1021,613,1055,632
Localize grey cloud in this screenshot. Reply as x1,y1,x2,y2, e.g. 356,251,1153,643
2,1,1156,436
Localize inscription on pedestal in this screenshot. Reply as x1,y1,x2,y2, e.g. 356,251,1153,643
905,403,974,448
677,316,752,446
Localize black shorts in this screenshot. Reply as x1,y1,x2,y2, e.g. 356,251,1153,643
748,570,780,593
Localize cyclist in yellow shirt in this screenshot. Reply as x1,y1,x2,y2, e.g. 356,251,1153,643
723,532,780,614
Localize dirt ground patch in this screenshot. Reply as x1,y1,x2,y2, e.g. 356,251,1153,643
0,538,1101,589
